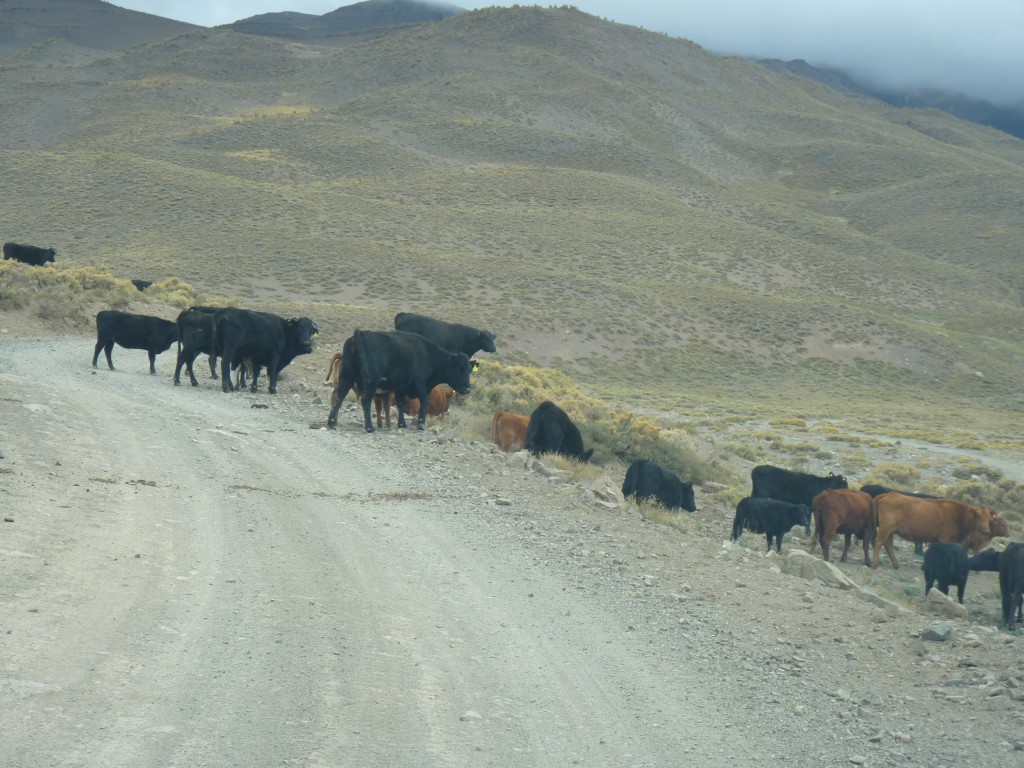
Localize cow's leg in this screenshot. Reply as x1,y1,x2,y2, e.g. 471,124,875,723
148,350,158,375
220,353,234,392
415,397,429,430
914,542,925,557
250,363,262,393
265,356,278,394
208,354,218,379
327,382,355,428
185,352,201,387
956,580,965,604
882,536,899,569
92,339,105,368
839,533,852,563
359,389,376,432
863,533,873,567
103,341,116,370
395,396,409,429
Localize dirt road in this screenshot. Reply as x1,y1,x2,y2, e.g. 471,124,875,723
2,336,1023,767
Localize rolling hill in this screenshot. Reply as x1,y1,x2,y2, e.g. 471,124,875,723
1,3,1022,436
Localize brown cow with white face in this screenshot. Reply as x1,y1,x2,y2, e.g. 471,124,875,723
872,493,993,568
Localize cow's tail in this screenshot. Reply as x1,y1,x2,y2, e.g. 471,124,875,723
809,497,823,553
490,411,501,445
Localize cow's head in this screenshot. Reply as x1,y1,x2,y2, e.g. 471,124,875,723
449,353,473,395
680,482,697,513
799,504,812,535
478,330,497,354
828,473,849,490
44,248,55,263
289,317,319,353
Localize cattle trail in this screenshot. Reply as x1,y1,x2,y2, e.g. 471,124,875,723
2,335,1023,767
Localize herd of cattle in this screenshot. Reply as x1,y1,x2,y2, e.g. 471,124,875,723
80,289,1024,632
719,465,1023,630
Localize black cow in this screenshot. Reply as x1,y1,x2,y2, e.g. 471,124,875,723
923,542,969,603
861,484,939,556
212,308,318,394
732,496,811,553
173,309,220,386
1000,543,1024,631
751,465,848,507
326,329,472,432
131,279,153,292
3,242,55,265
622,459,696,512
394,311,496,357
92,310,178,375
971,548,1024,625
525,401,592,462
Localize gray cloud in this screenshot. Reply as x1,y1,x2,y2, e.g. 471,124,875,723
116,0,1024,105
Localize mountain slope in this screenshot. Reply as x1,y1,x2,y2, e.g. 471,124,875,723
1,5,1022,427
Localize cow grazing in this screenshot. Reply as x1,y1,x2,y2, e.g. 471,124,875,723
923,542,969,603
92,310,178,375
131,279,152,292
394,311,496,357
872,493,993,569
491,410,530,452
621,459,696,512
326,330,472,432
808,488,875,566
999,543,1024,631
525,401,593,462
173,309,220,386
732,497,811,553
751,465,848,507
3,242,55,266
212,308,318,394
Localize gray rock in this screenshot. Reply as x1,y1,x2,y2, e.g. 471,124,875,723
925,588,969,620
921,621,954,642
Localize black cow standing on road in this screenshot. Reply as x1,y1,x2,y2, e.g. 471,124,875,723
923,542,969,603
732,496,811,553
751,465,848,507
173,308,220,386
622,459,696,512
525,401,592,462
326,329,473,432
212,308,318,394
92,310,178,375
394,311,496,357
4,242,55,265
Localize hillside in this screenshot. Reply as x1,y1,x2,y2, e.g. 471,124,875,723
1,5,1023,438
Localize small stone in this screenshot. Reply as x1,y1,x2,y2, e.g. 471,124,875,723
849,756,867,765
460,710,482,721
495,498,512,506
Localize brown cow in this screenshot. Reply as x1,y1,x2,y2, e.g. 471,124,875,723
376,385,457,429
808,489,875,566
323,351,343,387
491,410,530,452
873,493,994,568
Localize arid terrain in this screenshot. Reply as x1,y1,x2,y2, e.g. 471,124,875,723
3,318,1023,767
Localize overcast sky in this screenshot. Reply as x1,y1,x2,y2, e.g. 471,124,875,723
113,0,1024,105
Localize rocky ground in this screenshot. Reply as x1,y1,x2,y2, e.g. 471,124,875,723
2,324,1023,767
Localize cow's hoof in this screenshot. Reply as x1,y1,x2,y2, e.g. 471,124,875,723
416,422,425,431
364,426,375,434
267,388,276,395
